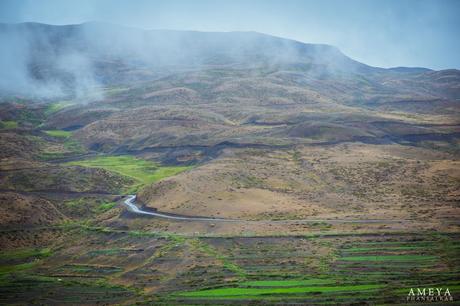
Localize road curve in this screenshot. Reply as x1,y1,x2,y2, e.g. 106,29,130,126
123,195,237,222
122,195,409,224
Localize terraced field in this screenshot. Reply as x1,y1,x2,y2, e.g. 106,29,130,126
1,226,457,304
166,234,460,304
0,245,135,305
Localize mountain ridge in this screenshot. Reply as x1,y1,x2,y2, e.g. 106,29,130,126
0,21,446,72
4,22,456,99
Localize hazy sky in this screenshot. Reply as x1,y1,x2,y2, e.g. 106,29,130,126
1,0,459,70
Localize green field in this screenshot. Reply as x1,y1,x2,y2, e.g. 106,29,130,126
0,248,51,261
67,155,191,191
44,101,74,116
44,129,72,138
94,201,117,213
177,284,383,297
162,234,459,304
0,228,458,305
0,248,52,276
240,279,336,287
0,262,38,275
342,246,427,252
63,197,118,216
339,254,438,262
0,120,18,129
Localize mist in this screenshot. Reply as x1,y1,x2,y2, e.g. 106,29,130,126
0,0,459,99
0,21,368,99
1,0,459,70
0,23,101,99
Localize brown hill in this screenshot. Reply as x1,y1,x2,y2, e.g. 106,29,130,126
0,192,66,228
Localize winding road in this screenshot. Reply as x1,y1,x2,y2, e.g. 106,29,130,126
123,195,410,224
123,195,236,222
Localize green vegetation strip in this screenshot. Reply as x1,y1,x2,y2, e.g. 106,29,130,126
0,262,37,275
44,101,74,115
176,284,383,297
0,248,51,261
340,255,437,262
44,130,73,138
95,201,117,213
0,120,18,129
342,246,429,253
241,279,336,287
349,241,436,247
67,155,191,189
0,248,52,276
63,198,117,215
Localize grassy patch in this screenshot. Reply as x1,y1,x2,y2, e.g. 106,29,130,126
340,255,437,262
176,284,383,297
44,101,74,116
0,248,52,279
94,201,117,213
0,261,37,275
63,198,118,216
349,241,436,247
0,248,51,262
241,279,336,287
44,130,72,138
67,155,191,191
0,120,18,129
342,246,427,253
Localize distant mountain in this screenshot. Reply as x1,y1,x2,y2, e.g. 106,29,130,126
1,22,372,69
387,67,432,73
2,21,450,98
